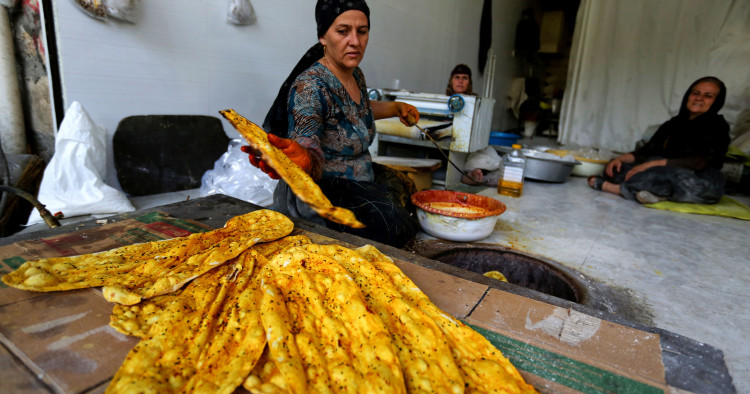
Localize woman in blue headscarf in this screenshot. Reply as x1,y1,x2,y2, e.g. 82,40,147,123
588,76,730,204
244,0,420,247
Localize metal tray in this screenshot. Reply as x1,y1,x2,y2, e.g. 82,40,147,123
521,149,580,183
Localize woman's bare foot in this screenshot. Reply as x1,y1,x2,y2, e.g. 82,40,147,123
601,181,621,195
589,176,621,195
588,175,604,190
462,168,484,185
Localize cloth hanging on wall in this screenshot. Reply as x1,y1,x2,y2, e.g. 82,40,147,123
560,0,750,153
507,78,528,120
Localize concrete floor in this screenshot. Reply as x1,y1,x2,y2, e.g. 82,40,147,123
416,175,750,392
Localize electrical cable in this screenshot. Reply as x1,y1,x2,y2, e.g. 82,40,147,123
411,123,490,186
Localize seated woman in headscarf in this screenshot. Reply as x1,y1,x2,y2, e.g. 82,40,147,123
588,76,730,204
446,64,474,96
242,0,420,248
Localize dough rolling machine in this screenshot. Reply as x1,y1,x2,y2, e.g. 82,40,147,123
369,89,495,190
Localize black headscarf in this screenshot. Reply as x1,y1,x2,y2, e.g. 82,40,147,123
676,76,726,120
633,76,730,169
263,0,370,137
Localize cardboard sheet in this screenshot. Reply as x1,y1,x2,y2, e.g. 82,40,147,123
467,289,667,392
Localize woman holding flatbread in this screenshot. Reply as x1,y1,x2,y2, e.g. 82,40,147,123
242,0,420,248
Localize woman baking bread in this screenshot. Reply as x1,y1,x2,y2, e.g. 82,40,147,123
243,0,420,247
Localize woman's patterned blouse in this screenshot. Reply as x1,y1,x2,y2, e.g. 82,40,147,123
288,62,375,182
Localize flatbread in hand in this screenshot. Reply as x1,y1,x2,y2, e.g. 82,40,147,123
2,209,293,305
219,109,365,229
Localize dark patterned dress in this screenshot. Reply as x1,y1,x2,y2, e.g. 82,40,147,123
272,62,417,247
288,62,375,181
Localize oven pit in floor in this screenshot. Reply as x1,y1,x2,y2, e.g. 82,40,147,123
405,240,655,327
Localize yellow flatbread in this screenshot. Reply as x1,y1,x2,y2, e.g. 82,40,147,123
484,270,509,282
2,209,293,305
107,249,270,394
256,247,405,393
242,347,287,393
109,235,313,338
355,245,536,393
219,109,365,229
303,244,465,393
110,291,182,338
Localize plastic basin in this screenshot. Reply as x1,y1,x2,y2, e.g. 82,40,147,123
489,132,521,147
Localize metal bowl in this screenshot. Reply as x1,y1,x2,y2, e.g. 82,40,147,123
522,149,580,183
411,190,506,242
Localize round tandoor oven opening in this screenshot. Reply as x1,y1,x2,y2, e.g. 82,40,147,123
432,248,583,303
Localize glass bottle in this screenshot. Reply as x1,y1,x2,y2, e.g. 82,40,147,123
498,144,525,197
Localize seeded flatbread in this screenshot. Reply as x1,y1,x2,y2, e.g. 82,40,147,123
107,249,271,394
109,235,313,338
242,347,287,393
355,245,536,393
2,209,293,305
219,109,365,229
257,247,405,393
303,244,465,393
109,291,181,338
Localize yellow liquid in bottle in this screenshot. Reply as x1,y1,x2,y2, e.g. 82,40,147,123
498,180,523,197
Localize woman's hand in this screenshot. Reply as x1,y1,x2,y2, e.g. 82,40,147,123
240,134,312,179
394,102,420,126
372,101,420,125
624,159,667,181
605,153,635,177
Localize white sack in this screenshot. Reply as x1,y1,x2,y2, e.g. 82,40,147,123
464,146,502,171
200,139,278,207
27,102,134,225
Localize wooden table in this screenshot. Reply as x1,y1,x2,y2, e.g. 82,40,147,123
0,194,735,393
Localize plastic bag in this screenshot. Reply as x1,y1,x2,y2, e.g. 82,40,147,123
27,102,135,226
105,0,139,23
227,0,256,25
464,146,502,171
200,139,278,207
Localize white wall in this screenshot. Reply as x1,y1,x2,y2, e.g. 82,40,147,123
52,0,530,187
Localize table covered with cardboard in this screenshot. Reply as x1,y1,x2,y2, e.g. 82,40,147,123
0,195,733,393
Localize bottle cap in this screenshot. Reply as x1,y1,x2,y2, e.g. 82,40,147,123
512,144,521,149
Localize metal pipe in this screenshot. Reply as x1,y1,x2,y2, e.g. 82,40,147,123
0,185,61,228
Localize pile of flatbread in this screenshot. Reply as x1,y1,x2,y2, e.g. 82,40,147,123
2,209,535,393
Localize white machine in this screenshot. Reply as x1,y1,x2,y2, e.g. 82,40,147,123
371,89,495,190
